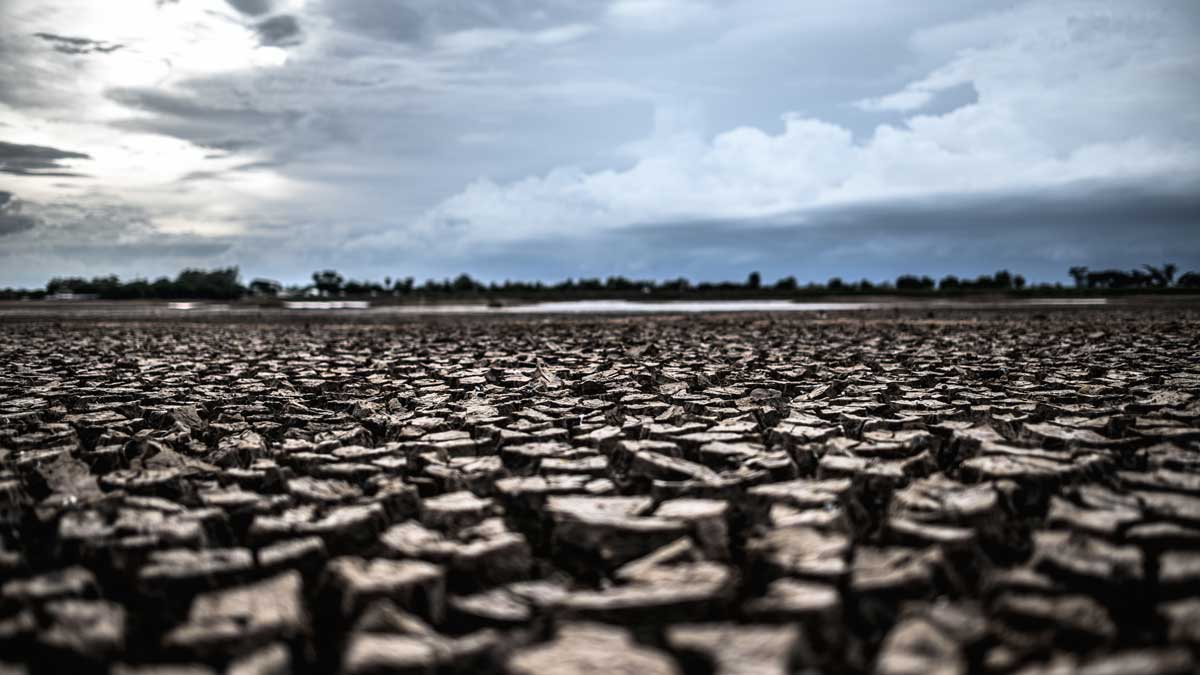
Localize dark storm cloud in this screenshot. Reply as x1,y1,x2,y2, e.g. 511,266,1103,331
256,15,302,46
0,140,90,176
226,0,273,16
0,194,239,287
0,191,38,236
793,183,1200,236
322,0,594,44
198,138,261,153
448,181,1200,283
51,240,233,259
32,32,123,55
107,88,285,126
0,214,36,236
635,183,1200,279
323,0,424,43
106,87,299,148
179,159,283,182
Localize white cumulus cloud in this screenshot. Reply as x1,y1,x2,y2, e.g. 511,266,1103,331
416,1,1200,247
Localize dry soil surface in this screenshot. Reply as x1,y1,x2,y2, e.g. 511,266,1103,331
1,308,1199,674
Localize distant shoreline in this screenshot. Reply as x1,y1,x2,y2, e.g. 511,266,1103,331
5,289,1200,307
3,294,1199,323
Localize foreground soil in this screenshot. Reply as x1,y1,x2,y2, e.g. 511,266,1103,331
1,309,1198,674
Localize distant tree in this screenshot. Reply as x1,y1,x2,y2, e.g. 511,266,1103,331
746,271,761,290
152,277,173,297
1084,267,1159,290
47,277,94,295
421,278,453,293
121,279,151,299
343,280,370,295
1143,264,1177,288
249,278,282,296
49,268,245,300
895,275,934,291
775,276,798,291
91,275,123,298
1014,275,1026,290
1177,271,1200,288
312,270,344,296
827,277,845,291
1068,266,1089,288
660,277,691,293
174,268,242,299
605,276,634,291
0,287,45,300
938,275,960,291
452,273,482,293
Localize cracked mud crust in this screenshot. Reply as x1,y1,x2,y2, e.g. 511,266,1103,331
0,308,1198,674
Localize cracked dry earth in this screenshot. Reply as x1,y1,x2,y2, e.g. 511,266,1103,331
1,309,1199,675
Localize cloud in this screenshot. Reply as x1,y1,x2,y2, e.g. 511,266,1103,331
0,194,238,285
48,239,233,259
0,140,91,176
226,0,273,17
321,0,424,43
106,87,302,150
179,159,282,182
32,32,123,55
0,191,38,236
606,0,716,30
856,89,935,113
854,58,975,112
533,23,593,45
401,179,1200,283
321,0,597,46
417,1,1200,246
1,0,1197,286
255,15,302,46
430,21,594,55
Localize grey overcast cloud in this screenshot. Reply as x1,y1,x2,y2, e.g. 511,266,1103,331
0,0,1198,286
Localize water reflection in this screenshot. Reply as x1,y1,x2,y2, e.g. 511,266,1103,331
0,296,1115,318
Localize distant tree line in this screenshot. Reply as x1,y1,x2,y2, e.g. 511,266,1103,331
1067,264,1189,290
38,268,244,300
287,265,1198,300
0,263,1197,301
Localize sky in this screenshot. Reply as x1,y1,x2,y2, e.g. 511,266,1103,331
0,0,1198,287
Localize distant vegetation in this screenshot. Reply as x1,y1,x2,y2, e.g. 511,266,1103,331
39,268,244,300
1,264,1197,302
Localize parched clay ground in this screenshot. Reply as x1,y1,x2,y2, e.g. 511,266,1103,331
1,309,1199,674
